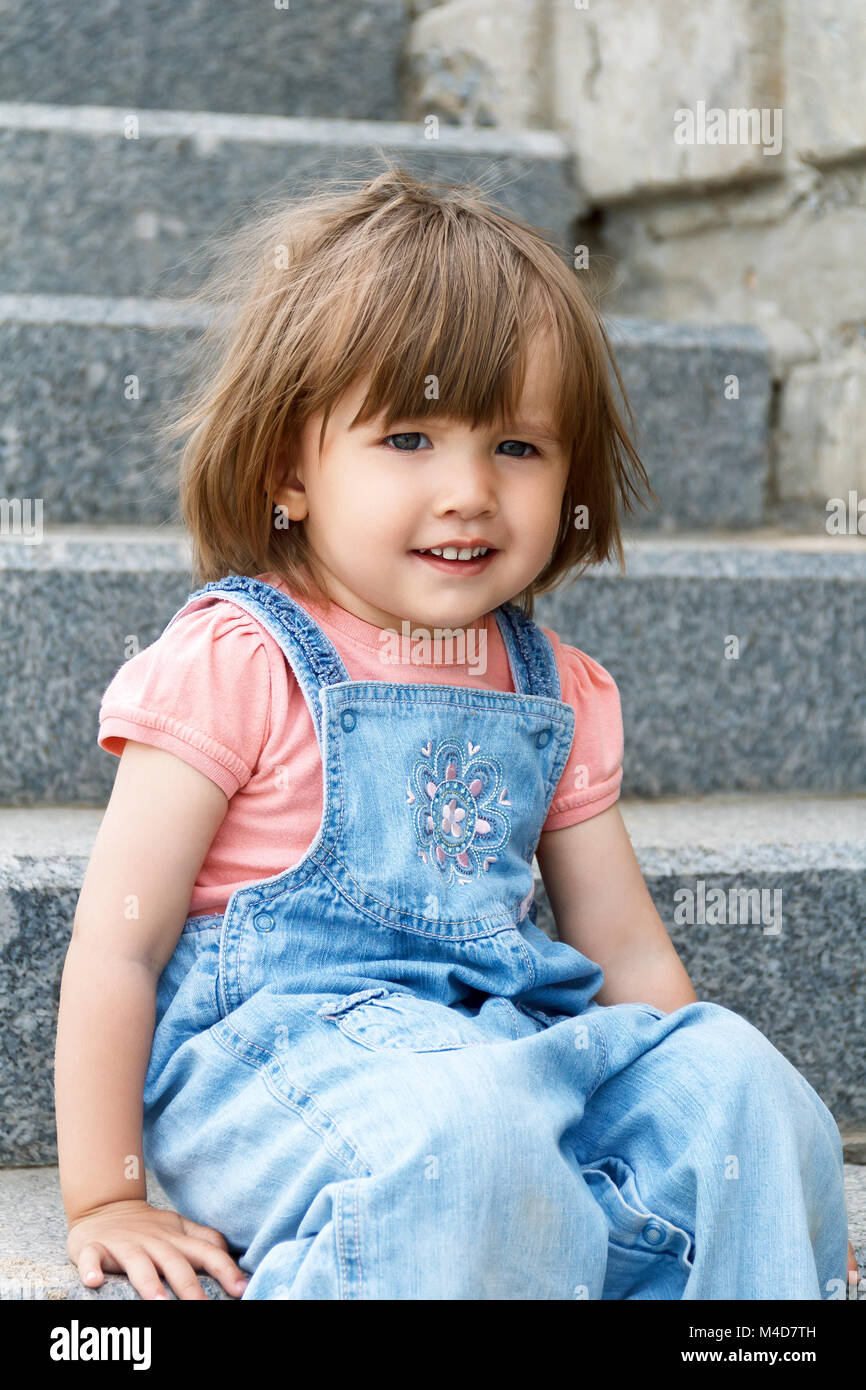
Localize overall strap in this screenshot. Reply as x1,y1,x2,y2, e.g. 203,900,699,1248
162,575,351,747
493,601,563,700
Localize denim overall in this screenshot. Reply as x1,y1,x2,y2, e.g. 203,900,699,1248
142,575,849,1299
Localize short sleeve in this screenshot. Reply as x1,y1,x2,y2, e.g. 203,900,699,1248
97,601,273,799
539,627,624,832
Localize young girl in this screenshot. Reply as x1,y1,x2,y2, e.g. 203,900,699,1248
55,165,854,1300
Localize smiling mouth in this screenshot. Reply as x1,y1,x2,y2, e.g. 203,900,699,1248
411,548,497,573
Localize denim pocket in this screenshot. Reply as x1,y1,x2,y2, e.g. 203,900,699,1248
317,987,487,1053
580,1154,694,1298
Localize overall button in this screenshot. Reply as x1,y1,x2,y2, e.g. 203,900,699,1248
642,1221,666,1246
340,708,356,731
534,726,552,748
253,910,275,933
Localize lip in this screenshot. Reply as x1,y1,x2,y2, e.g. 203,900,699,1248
416,538,494,550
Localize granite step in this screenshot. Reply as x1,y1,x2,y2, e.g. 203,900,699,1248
1,797,863,1166
0,104,579,298
0,297,772,529
0,2,410,122
0,530,863,804
1,1163,863,1300
2,1161,865,1301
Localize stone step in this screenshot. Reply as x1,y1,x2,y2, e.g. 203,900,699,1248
0,1162,863,1300
0,530,863,804
0,2,409,122
0,104,578,298
1,797,863,1166
0,1166,231,1300
0,297,772,529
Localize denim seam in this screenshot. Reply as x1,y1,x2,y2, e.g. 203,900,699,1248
330,690,573,723
335,1178,364,1300
316,853,524,936
587,1020,607,1094
506,927,539,992
321,847,521,928
211,1020,373,1179
592,1160,696,1263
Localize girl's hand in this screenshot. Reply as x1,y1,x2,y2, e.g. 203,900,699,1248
848,1239,860,1290
66,1198,250,1300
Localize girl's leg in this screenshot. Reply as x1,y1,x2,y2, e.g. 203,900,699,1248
572,1000,849,1299
147,994,614,1300
241,1037,613,1300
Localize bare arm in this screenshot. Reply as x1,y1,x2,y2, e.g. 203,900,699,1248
54,740,229,1225
535,803,697,1012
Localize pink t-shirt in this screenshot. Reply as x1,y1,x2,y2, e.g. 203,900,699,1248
98,571,624,919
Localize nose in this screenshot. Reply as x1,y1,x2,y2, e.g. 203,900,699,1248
432,448,499,521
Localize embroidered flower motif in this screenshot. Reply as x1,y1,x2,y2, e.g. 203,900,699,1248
406,736,512,883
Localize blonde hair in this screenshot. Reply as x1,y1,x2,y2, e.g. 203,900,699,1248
159,155,657,619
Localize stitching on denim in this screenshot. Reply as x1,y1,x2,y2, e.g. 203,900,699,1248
587,1019,607,1094
331,688,572,717
220,727,345,1010
317,852,521,937
496,602,561,700
410,735,513,885
589,1156,696,1257
508,927,538,991
334,1182,349,1297
328,1003,487,1054
334,1178,365,1300
351,1179,364,1299
211,1018,373,1178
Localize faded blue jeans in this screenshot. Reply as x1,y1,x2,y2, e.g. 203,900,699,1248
142,575,849,1299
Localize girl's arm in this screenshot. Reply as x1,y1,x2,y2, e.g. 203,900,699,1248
535,803,698,1012
54,741,248,1298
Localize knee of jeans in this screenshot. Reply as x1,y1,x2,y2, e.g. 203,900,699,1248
686,1003,839,1134
414,1087,575,1203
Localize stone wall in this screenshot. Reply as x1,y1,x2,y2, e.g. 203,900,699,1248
406,0,866,522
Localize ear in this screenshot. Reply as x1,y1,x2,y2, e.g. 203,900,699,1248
271,447,308,522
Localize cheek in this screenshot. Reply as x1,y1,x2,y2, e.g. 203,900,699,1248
509,478,565,541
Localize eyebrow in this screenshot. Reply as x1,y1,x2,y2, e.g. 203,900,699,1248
507,421,562,443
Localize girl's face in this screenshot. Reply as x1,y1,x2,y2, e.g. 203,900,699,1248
273,329,571,632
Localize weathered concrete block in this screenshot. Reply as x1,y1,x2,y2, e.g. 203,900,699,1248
551,0,786,202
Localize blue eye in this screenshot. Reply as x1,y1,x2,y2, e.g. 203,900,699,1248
497,439,537,458
382,432,432,451
381,433,538,457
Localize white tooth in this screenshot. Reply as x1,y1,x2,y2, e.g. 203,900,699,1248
426,545,491,559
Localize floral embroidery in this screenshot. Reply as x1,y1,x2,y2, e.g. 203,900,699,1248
406,736,512,883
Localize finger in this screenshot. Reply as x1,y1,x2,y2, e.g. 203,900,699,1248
141,1241,209,1301
76,1241,110,1289
108,1242,173,1301
179,1217,229,1252
169,1234,250,1298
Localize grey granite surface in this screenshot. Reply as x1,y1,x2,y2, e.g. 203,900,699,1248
0,111,577,297
0,0,410,120
606,320,771,530
0,311,772,529
0,1162,862,1300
